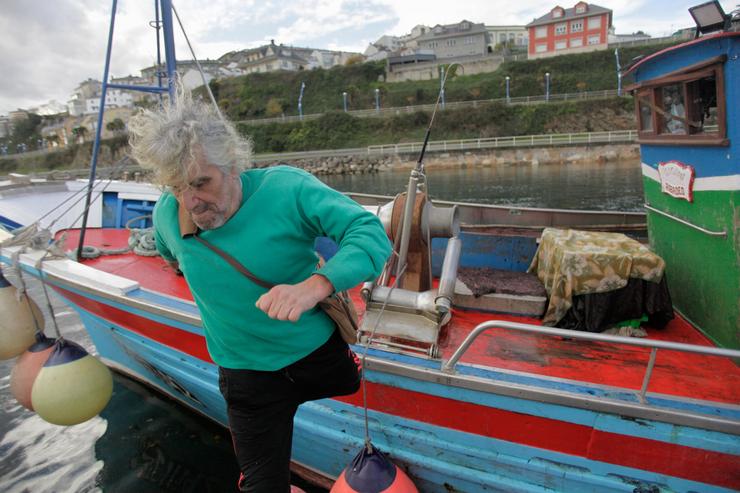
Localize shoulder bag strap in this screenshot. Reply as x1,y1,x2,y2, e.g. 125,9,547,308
192,234,275,290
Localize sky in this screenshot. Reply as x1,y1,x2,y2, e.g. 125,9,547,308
0,0,736,115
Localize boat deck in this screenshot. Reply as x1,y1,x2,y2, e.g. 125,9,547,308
66,229,739,407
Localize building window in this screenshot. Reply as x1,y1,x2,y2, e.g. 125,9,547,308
575,2,587,14
555,23,567,35
535,43,547,53
552,8,564,18
571,20,583,32
555,40,567,50
570,37,583,47
588,16,602,29
588,35,601,45
633,59,727,145
535,26,547,38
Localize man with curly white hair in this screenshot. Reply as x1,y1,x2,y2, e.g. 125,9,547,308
129,90,391,493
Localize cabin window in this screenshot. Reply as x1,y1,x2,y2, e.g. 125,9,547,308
631,58,727,146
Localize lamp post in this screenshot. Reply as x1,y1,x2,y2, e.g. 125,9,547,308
342,91,348,112
440,66,446,110
545,72,550,101
298,81,305,120
505,76,511,103
375,88,380,113
614,48,622,97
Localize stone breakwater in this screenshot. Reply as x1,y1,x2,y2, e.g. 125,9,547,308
258,143,640,176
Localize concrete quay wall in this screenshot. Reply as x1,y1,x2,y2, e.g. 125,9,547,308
267,143,641,176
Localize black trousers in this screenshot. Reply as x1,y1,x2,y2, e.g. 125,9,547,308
218,330,362,493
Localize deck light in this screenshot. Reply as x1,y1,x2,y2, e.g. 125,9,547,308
688,1,730,37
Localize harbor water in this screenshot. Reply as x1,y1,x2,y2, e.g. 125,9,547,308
0,159,644,492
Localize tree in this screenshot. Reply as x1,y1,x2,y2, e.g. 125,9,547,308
345,55,364,66
265,97,286,117
106,118,126,134
72,125,88,143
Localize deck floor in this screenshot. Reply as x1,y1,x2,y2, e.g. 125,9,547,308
66,229,740,406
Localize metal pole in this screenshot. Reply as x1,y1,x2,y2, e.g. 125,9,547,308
614,48,622,96
440,66,446,110
343,91,348,112
153,0,164,106
505,76,510,103
375,88,380,112
76,0,119,260
298,81,305,120
159,0,177,99
545,72,550,101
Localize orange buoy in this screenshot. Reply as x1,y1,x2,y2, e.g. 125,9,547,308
0,271,43,360
331,445,418,493
10,334,55,410
31,339,113,426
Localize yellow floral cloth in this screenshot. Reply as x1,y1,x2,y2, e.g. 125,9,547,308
528,228,665,326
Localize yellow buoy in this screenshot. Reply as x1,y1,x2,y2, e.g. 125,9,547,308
0,271,43,360
31,339,113,426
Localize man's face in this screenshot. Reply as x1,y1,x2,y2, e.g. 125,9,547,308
174,155,240,230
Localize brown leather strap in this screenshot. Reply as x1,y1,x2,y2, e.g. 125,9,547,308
192,234,274,290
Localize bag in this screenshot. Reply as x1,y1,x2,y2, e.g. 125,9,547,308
318,292,360,344
193,234,360,344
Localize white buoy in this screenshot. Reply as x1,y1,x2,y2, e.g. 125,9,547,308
31,339,113,426
0,271,43,360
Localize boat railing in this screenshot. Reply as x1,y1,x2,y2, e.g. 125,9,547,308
644,203,727,237
442,320,740,405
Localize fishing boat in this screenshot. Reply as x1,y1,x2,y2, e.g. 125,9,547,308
1,1,738,492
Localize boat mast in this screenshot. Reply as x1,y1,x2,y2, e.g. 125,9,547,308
76,0,177,260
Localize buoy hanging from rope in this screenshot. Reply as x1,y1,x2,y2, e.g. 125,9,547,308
10,334,56,410
0,270,43,360
30,339,113,426
330,445,418,493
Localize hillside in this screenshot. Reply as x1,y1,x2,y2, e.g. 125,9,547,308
239,97,635,153
207,42,675,121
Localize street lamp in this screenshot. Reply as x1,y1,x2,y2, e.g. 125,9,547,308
342,91,348,112
298,81,305,120
505,76,511,103
614,49,622,97
440,66,446,110
545,72,551,101
375,88,380,112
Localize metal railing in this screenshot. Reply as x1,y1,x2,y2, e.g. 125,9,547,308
644,203,727,238
5,129,637,178
442,320,740,405
366,130,637,156
236,89,625,126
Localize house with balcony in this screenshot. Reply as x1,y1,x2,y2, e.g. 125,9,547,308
526,2,612,59
486,25,528,52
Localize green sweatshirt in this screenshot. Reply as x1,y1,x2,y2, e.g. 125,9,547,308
153,166,391,370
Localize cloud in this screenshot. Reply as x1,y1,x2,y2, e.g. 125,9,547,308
0,0,734,114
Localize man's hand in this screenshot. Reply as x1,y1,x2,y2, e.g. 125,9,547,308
256,274,334,322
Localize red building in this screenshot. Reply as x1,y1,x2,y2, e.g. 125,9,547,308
526,2,612,59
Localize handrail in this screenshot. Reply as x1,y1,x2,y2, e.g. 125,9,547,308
644,203,727,238
367,130,637,155
235,89,626,126
442,320,740,404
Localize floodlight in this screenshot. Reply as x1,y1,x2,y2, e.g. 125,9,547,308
688,1,729,37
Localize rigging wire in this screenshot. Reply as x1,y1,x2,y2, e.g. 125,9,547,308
171,3,224,120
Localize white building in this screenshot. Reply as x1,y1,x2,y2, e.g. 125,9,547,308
84,89,134,114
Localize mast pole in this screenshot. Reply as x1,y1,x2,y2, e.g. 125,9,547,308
75,0,119,260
